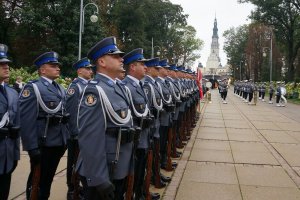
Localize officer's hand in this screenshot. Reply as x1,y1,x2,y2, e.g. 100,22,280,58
96,182,115,200
28,148,41,165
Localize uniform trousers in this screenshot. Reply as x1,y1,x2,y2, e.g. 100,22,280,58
133,148,148,198
261,92,265,99
276,95,281,103
26,146,66,200
248,93,253,102
0,155,17,200
159,126,169,167
269,93,273,101
66,138,79,191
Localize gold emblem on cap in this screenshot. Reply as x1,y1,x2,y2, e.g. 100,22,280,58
67,88,75,96
22,89,30,98
120,110,126,119
85,94,97,106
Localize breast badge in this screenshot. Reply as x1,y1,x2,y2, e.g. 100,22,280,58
120,110,126,118
21,89,31,98
67,88,75,96
85,94,97,106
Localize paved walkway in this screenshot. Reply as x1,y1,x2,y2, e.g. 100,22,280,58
8,89,300,200
163,89,300,200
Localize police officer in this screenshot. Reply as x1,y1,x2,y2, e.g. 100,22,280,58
122,48,160,200
66,58,93,199
269,83,275,104
166,64,182,158
156,59,177,171
144,58,171,189
20,52,69,199
0,44,20,200
77,36,133,200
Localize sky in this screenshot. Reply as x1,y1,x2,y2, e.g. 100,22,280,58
169,0,255,69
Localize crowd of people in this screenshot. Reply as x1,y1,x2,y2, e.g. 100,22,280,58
233,80,287,107
0,37,200,200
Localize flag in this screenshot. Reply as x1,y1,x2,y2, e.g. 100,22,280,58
197,67,203,99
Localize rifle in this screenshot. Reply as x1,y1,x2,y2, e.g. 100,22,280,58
125,174,134,200
165,127,173,171
171,124,178,158
30,163,41,200
71,139,80,200
125,126,140,200
30,113,51,200
144,149,153,200
154,139,161,188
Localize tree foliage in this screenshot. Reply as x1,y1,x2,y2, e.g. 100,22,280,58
239,0,300,81
0,0,202,76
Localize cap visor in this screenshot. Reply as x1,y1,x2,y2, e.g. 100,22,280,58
107,50,125,56
137,58,150,62
0,58,12,63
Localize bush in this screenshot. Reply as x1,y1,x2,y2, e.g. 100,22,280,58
9,67,73,89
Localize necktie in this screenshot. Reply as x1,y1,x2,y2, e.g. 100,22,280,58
52,81,61,95
139,81,147,99
0,85,7,99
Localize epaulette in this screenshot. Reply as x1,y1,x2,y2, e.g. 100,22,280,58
28,80,38,83
89,80,99,85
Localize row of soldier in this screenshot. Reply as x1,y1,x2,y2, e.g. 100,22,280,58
0,36,200,200
233,80,287,106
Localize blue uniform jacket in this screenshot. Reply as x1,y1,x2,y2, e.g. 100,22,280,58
0,85,20,174
143,75,162,138
19,77,68,151
76,73,133,187
123,76,149,149
155,77,172,126
66,78,88,137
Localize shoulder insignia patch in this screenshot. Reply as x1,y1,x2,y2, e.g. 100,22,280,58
85,94,97,106
67,88,75,96
21,89,31,98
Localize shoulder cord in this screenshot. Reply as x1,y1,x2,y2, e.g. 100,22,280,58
96,85,132,127
168,81,180,101
178,81,186,97
148,83,163,110
32,83,62,114
156,81,172,104
0,112,9,128
124,86,149,118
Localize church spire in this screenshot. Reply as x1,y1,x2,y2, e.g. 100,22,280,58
213,16,218,38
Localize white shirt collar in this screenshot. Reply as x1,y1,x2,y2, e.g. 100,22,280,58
41,76,53,84
146,75,155,82
127,75,140,85
98,73,116,84
0,82,4,86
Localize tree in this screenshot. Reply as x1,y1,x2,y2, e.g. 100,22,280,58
223,25,249,79
239,0,300,81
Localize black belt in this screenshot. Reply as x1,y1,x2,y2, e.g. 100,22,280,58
0,127,19,139
106,128,135,144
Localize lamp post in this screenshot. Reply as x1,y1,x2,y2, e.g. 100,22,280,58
239,61,243,80
263,31,273,82
78,0,99,60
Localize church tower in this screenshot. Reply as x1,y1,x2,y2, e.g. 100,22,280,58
205,17,222,74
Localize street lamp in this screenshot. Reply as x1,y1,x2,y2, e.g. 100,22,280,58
78,1,99,59
239,61,243,80
263,30,273,82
